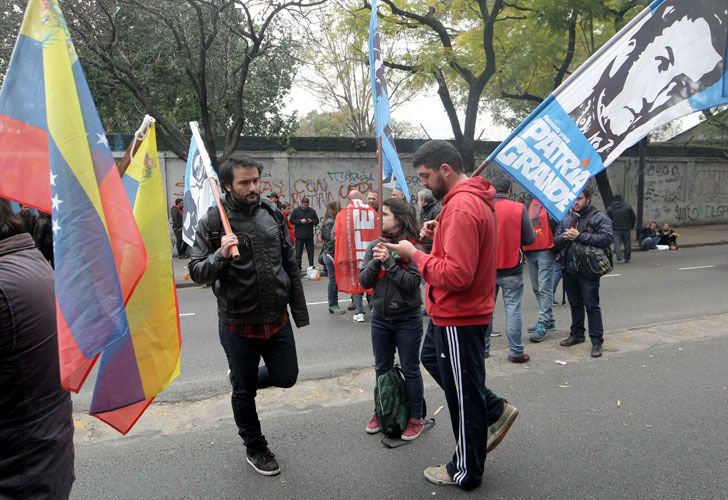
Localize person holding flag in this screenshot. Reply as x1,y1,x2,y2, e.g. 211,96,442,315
189,156,309,477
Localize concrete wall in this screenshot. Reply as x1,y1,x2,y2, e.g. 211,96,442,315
155,150,728,227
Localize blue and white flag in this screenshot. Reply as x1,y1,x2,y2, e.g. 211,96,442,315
369,0,410,202
489,0,728,220
182,121,218,246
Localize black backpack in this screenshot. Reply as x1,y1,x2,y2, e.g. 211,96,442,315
206,200,288,251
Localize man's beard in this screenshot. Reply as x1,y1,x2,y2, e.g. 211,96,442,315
232,191,259,207
431,184,446,201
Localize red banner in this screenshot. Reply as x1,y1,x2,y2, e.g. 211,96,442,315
334,199,379,294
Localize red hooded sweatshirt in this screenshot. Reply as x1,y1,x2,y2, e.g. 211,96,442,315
412,176,497,326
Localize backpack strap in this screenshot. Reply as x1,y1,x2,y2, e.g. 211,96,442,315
207,200,289,253
207,206,222,251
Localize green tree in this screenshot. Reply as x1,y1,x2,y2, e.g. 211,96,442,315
0,2,27,87
294,4,418,139
483,0,648,204
61,0,323,165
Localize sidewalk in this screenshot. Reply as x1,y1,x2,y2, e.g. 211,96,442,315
172,224,728,288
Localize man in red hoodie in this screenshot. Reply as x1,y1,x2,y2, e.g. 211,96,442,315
384,140,518,491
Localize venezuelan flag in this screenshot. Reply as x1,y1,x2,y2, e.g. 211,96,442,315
91,124,182,434
0,0,147,391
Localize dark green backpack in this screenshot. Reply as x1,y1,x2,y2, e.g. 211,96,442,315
374,366,409,439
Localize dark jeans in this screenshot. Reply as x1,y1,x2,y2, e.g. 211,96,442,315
563,273,604,345
218,320,299,450
420,320,505,490
613,229,631,262
323,254,339,307
174,229,188,258
295,237,315,269
371,312,424,419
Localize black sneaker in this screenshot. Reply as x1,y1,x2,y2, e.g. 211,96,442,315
246,447,281,476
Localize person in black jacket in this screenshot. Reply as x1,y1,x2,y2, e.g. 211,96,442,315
554,188,613,358
0,199,75,498
32,211,54,268
321,201,345,315
360,198,425,440
290,197,319,271
417,189,441,254
18,205,36,234
170,198,187,258
606,194,636,263
189,157,309,477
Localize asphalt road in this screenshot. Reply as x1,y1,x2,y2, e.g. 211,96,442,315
72,321,728,499
71,245,728,411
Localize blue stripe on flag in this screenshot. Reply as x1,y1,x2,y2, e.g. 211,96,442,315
0,35,47,130
50,136,130,358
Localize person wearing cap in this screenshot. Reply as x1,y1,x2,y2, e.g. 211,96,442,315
267,192,283,211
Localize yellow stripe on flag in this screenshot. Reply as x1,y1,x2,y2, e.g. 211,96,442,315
125,125,181,395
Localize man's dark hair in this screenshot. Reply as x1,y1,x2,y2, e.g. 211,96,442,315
0,199,25,240
218,156,263,188
301,197,310,204
491,176,512,194
582,187,593,199
412,140,464,174
382,198,419,241
174,198,183,205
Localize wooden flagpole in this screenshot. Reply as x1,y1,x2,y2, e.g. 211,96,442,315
116,115,155,177
189,122,240,261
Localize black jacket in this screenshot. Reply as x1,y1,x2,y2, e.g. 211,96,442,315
418,201,442,253
19,212,36,234
321,218,335,256
290,206,319,240
606,199,636,231
0,234,75,498
189,195,309,327
359,239,422,320
554,205,614,275
170,205,183,231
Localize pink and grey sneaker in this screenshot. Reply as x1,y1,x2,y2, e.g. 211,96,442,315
366,414,381,434
401,417,425,441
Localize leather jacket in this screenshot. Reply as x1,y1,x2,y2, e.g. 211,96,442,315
189,194,309,327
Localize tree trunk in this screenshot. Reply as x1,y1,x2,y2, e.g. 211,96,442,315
594,170,614,208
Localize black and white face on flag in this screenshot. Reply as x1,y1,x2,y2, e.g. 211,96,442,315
559,0,728,165
182,141,210,247
490,0,727,221
372,31,388,99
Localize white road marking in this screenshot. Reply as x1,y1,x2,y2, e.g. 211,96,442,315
678,265,716,271
306,300,330,306
179,313,196,317
603,273,622,278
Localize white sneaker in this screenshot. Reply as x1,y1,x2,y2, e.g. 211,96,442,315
353,313,365,323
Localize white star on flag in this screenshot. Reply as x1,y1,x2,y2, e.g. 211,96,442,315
52,219,61,235
51,194,63,211
50,171,57,186
96,133,109,148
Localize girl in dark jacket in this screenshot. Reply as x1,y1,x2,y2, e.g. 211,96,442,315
359,198,425,440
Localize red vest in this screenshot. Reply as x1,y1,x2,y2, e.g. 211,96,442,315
523,200,554,251
495,199,523,270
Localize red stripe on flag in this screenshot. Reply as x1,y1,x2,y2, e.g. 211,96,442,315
92,397,155,436
0,114,51,212
56,301,98,392
97,165,148,302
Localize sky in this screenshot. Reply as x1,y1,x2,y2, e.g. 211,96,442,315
287,79,513,142
286,78,702,143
